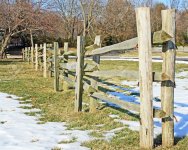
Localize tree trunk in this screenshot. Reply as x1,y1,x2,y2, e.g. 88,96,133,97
1,34,11,59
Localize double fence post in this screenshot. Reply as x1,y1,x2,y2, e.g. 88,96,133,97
54,42,59,92
75,36,84,112
136,7,153,149
161,9,176,147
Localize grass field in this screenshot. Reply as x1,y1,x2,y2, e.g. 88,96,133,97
0,59,188,149
120,50,188,57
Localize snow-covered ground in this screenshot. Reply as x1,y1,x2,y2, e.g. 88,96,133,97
107,71,188,138
0,93,92,150
103,57,188,64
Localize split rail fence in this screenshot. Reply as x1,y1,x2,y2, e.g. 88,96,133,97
22,8,176,149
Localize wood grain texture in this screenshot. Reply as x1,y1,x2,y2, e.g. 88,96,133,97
85,37,138,56
43,43,47,78
75,36,84,112
35,44,38,71
153,30,172,44
136,7,153,149
91,93,165,118
161,9,176,147
31,46,34,65
54,42,59,92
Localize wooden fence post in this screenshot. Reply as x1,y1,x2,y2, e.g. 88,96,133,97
43,43,47,78
28,47,31,63
136,7,153,149
75,36,84,112
22,48,25,61
26,47,29,62
25,48,27,61
62,42,69,91
161,9,176,147
35,44,38,71
39,44,43,70
63,42,68,77
54,42,59,92
27,47,29,62
48,43,53,78
31,46,34,66
93,35,101,64
89,36,101,112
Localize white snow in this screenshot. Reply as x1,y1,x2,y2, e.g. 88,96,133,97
107,71,188,138
104,127,125,141
101,57,188,64
0,93,92,150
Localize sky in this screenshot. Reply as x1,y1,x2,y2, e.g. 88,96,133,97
154,0,185,9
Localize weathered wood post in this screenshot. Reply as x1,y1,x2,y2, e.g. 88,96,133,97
26,47,29,62
54,42,59,92
89,36,101,112
38,44,43,70
93,35,101,64
25,48,28,61
136,7,153,149
43,43,47,78
75,36,84,112
31,46,34,66
26,47,28,61
35,44,38,71
62,42,69,91
161,9,176,147
48,43,54,78
63,42,68,77
22,48,25,61
28,47,31,63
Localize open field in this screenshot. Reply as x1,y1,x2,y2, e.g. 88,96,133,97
0,59,188,149
120,50,188,57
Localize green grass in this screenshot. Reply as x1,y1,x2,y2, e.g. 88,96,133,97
83,128,140,150
0,59,188,149
89,131,104,138
58,137,77,144
120,50,188,57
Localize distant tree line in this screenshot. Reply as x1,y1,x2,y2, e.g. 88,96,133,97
0,0,187,58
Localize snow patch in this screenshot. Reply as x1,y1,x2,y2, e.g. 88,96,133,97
0,93,92,150
107,71,188,138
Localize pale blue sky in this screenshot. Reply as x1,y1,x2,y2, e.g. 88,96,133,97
155,0,184,9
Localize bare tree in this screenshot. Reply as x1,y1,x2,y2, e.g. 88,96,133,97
0,0,59,58
97,0,136,44
0,1,32,58
52,0,80,44
176,10,188,45
169,0,181,9
151,3,167,32
79,0,102,39
132,0,153,7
